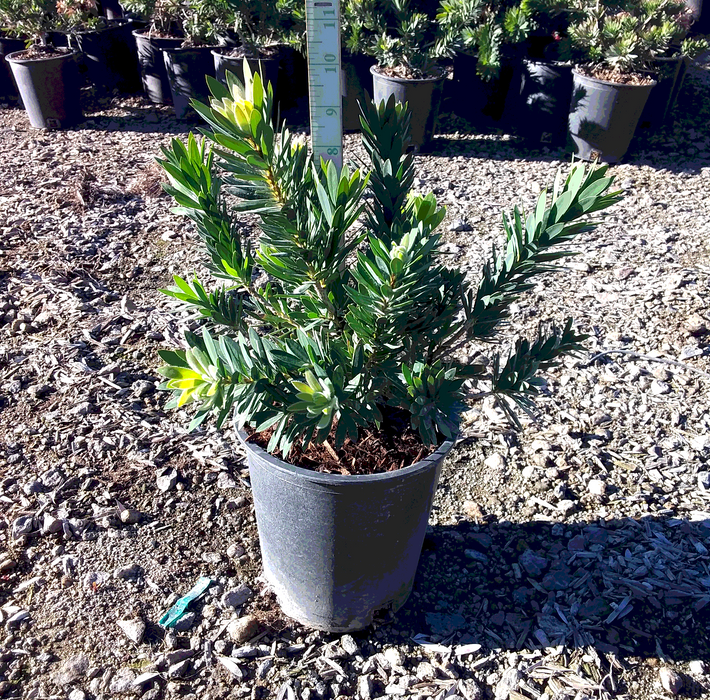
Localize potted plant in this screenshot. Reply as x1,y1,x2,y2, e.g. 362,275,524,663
566,0,687,162
161,0,231,118
435,0,531,123
1,0,83,128
211,0,285,93
154,63,622,630
58,0,141,91
639,17,709,128
0,28,25,104
122,0,185,103
358,0,447,149
513,0,581,143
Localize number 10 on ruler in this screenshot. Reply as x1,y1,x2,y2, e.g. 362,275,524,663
306,0,343,169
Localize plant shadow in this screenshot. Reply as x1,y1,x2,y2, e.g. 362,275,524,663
428,68,710,176
360,512,710,673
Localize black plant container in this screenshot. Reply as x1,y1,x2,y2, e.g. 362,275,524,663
238,430,454,631
343,54,374,131
0,36,25,103
638,55,683,129
277,45,308,120
133,30,182,104
212,50,280,95
6,49,82,129
517,60,573,144
448,51,515,126
567,69,655,164
72,20,140,92
371,65,445,150
163,46,215,119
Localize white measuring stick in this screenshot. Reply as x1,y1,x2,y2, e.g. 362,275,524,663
305,0,343,169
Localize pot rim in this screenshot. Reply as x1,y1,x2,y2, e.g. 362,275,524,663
236,428,455,485
67,18,131,34
211,47,280,60
523,58,573,68
163,44,220,55
371,63,446,84
572,67,657,89
132,28,184,42
5,48,78,64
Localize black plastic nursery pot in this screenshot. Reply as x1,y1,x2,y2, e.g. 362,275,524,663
276,46,308,121
212,50,280,97
371,65,445,151
238,431,455,632
448,51,515,126
163,46,215,119
567,69,656,164
6,49,82,129
132,30,182,104
343,54,374,131
0,36,25,104
638,55,683,130
72,20,140,92
516,60,573,145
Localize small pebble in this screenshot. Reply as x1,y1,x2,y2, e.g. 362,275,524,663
659,667,683,695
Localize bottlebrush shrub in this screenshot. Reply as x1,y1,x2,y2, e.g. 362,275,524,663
156,62,621,457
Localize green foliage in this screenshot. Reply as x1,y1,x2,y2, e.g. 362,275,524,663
0,0,60,43
434,0,533,79
568,0,696,74
120,0,232,42
344,0,442,77
156,60,622,457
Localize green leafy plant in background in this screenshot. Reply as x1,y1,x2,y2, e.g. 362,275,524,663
348,0,443,78
155,62,622,457
0,0,61,44
219,0,291,56
120,0,232,42
435,0,534,79
568,0,700,75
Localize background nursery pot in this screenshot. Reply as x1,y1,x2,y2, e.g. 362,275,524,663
638,54,683,129
567,69,655,164
517,60,573,145
72,19,140,92
133,29,182,103
371,65,445,150
212,50,280,94
0,36,25,104
163,46,215,119
238,431,455,632
6,50,82,128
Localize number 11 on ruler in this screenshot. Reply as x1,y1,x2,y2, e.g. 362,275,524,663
306,0,343,169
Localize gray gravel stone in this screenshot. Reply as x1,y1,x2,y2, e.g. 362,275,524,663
109,667,136,694
117,618,146,644
172,611,196,632
54,654,90,686
221,583,253,609
519,549,548,577
659,667,683,695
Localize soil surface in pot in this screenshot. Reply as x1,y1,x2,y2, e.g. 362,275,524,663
9,45,71,60
576,65,655,85
219,45,280,59
247,407,436,475
375,64,446,81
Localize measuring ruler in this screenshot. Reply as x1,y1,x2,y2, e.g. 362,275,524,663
305,0,343,169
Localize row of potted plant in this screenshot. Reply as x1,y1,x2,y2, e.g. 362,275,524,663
2,0,708,160
350,0,709,159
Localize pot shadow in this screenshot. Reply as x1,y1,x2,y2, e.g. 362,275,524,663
361,512,710,671
429,68,710,175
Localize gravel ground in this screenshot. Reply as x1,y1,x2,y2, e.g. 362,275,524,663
1,57,710,700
